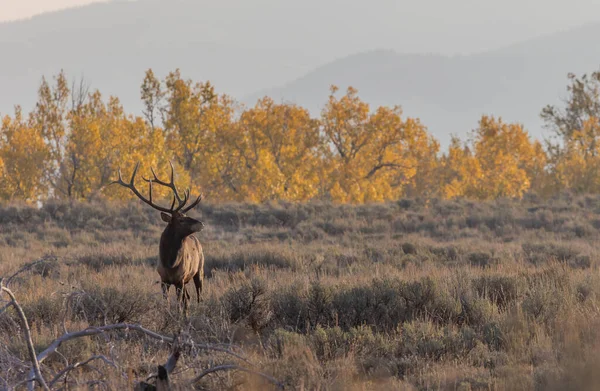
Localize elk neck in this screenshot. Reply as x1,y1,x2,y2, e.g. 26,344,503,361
159,223,189,268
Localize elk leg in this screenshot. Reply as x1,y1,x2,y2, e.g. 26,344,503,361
175,283,184,311
193,272,203,303
175,283,189,316
183,286,190,317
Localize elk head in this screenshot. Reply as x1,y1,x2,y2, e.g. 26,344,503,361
160,211,204,236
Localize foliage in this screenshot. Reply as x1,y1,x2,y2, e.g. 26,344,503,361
441,116,547,200
543,70,600,195
7,67,600,203
0,108,50,201
321,86,439,202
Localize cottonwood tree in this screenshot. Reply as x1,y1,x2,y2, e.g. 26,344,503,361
233,97,324,201
542,70,600,194
441,116,546,200
321,86,438,202
0,108,50,202
158,69,236,197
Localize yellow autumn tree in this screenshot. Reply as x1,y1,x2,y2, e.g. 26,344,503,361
30,71,71,197
63,91,170,201
542,70,600,194
232,97,324,201
0,108,50,202
321,86,439,203
442,116,547,200
439,137,483,199
158,69,235,198
550,117,600,193
103,113,172,202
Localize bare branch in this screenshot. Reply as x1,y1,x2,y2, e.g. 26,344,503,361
25,322,252,387
364,162,410,179
4,255,57,287
48,354,117,388
0,284,49,391
144,340,181,382
188,364,285,389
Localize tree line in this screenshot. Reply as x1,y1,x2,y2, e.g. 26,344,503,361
1,69,599,204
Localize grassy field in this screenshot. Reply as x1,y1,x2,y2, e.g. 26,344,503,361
1,194,600,390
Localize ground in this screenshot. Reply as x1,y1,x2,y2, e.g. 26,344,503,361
1,194,600,390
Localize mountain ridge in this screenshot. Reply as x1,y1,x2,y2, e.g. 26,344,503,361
1,1,600,146
244,27,600,145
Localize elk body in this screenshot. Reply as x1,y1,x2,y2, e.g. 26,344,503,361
113,162,204,314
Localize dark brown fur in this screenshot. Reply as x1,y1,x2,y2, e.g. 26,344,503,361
157,212,205,313
112,161,205,315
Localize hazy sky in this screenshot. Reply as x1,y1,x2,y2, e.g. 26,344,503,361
3,0,600,25
3,0,600,47
0,0,110,21
2,0,600,22
2,0,600,55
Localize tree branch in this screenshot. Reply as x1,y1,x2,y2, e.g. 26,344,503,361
47,354,117,388
25,322,252,389
0,284,49,391
364,162,407,179
188,364,285,389
4,255,57,287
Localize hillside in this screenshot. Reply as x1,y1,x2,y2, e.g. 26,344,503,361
248,25,600,145
1,0,600,145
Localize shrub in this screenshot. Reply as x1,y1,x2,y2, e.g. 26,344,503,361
71,286,156,325
401,242,418,255
522,243,580,265
205,248,297,277
473,275,523,309
222,277,271,333
468,251,498,268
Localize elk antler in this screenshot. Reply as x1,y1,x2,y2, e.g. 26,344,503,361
111,162,203,214
111,162,176,213
142,161,203,213
141,161,191,212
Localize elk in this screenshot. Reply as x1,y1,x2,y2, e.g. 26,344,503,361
112,162,204,314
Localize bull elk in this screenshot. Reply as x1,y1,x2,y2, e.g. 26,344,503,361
112,162,204,314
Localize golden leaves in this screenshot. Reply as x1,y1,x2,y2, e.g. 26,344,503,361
441,116,547,200
321,87,438,203
12,70,600,204
0,113,49,202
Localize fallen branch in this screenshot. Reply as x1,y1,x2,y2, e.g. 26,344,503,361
4,255,57,287
189,364,285,390
25,322,251,389
47,354,118,388
0,284,49,391
143,341,181,382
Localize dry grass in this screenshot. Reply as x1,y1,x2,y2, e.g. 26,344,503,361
1,194,600,390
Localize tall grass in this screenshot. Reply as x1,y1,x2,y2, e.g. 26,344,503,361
1,194,599,390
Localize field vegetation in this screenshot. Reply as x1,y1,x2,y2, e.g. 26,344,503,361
1,195,600,390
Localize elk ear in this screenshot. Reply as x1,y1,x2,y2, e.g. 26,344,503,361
160,212,171,223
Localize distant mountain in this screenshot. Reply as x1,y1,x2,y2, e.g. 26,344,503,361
3,0,542,117
1,0,600,146
246,24,600,146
